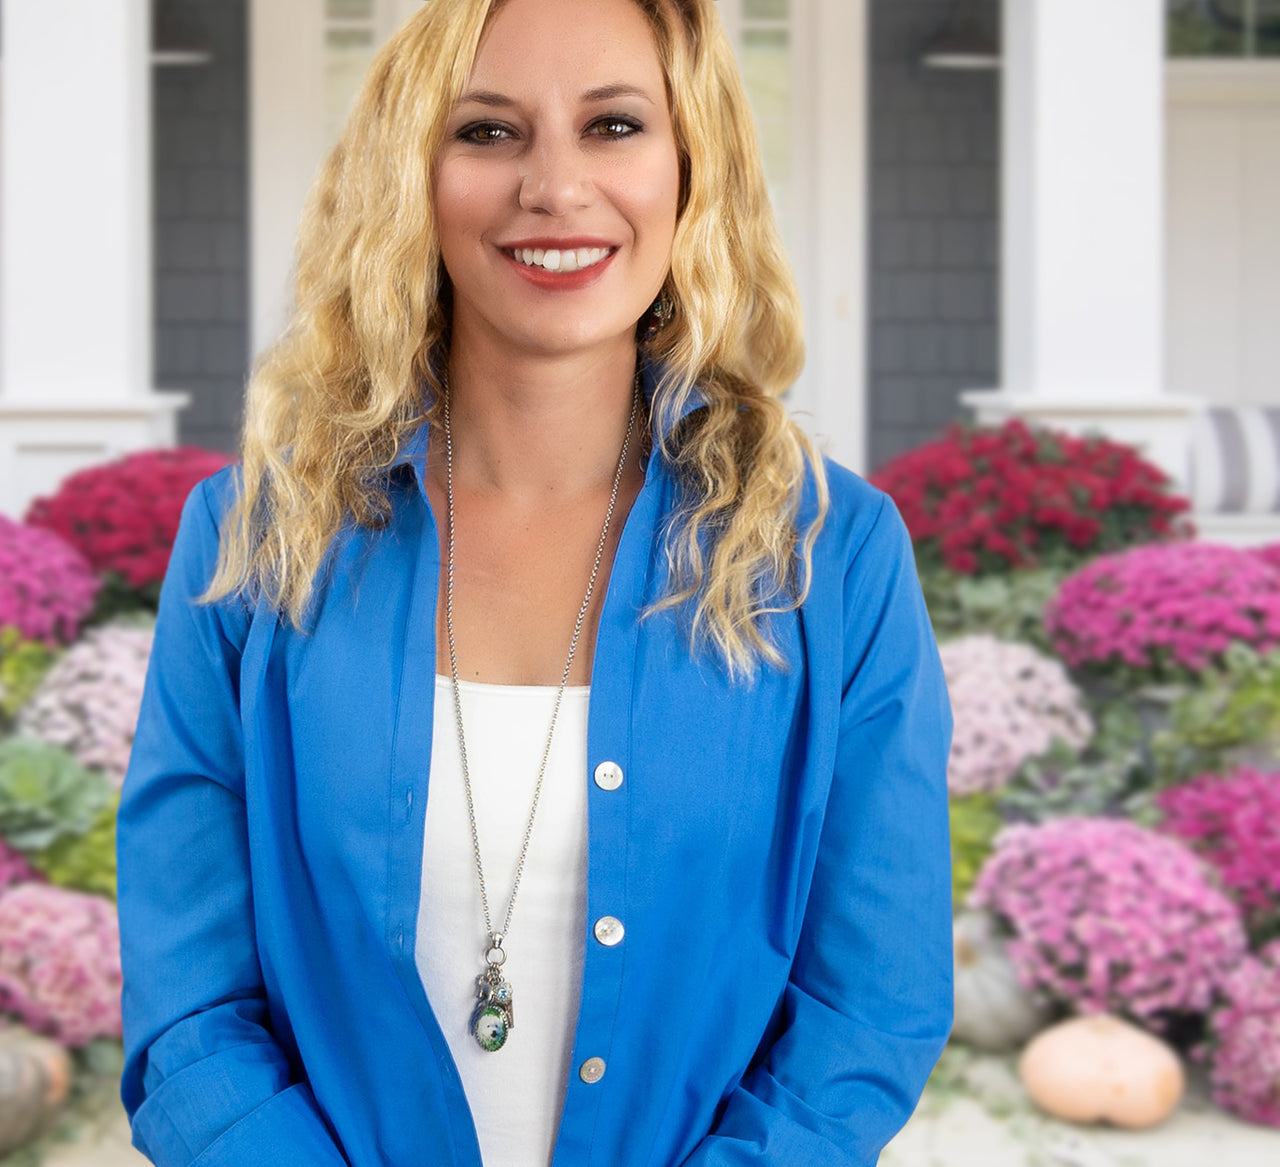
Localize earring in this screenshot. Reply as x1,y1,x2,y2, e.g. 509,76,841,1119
642,292,675,340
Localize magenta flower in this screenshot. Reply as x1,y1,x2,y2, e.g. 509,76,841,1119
1156,769,1280,941
1046,543,1280,683
0,517,100,646
1199,941,1280,1127
970,817,1247,1028
0,839,44,891
24,447,232,591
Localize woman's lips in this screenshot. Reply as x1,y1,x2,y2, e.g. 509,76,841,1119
499,245,618,290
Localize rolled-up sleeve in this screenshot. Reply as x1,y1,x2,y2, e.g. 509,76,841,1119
682,494,954,1166
116,478,349,1166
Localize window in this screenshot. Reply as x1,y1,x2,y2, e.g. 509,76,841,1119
741,0,793,215
1168,0,1280,58
325,0,380,142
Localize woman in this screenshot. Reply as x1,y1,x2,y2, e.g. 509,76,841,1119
116,0,954,1164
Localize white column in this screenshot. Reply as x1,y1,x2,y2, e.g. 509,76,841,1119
0,0,187,518
964,0,1199,490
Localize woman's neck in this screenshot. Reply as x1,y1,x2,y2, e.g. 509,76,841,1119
441,338,642,501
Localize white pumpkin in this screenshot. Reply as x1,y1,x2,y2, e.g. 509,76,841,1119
1019,1013,1185,1129
0,1024,73,1153
952,910,1054,1051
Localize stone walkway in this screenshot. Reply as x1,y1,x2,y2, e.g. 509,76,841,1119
19,1052,1280,1166
883,1047,1280,1167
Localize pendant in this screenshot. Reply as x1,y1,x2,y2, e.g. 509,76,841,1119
470,936,514,1052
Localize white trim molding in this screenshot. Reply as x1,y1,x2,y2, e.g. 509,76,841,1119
969,1,1201,494
0,0,191,518
0,395,189,519
806,0,868,473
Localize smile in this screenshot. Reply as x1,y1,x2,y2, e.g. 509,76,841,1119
505,246,615,273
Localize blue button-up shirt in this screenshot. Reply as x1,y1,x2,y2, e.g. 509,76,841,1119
117,365,954,1167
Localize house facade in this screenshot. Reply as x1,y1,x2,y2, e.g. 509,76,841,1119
1,0,1277,540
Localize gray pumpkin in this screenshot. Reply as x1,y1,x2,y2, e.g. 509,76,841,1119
0,1024,73,1153
952,910,1055,1051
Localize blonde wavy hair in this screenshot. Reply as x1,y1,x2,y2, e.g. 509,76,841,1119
203,0,829,676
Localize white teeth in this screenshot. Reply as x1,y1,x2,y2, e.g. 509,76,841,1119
512,246,610,272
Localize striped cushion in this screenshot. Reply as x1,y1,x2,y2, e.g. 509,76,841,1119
1190,406,1280,514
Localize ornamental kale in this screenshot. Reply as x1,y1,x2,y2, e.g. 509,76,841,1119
0,739,116,852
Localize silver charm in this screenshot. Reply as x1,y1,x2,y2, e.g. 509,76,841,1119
470,935,514,1052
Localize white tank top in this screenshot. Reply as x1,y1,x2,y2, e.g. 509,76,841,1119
416,675,590,1167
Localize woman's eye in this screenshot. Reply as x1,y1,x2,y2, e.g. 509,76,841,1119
591,117,642,139
458,122,512,144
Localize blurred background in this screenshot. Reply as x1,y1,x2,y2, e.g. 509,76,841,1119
0,1,1278,1164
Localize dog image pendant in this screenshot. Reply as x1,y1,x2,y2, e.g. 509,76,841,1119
471,968,514,1052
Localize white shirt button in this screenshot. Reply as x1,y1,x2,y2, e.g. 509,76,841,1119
593,761,623,790
593,916,625,946
579,1056,606,1084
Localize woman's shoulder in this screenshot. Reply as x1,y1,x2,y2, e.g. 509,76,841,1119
196,462,244,523
807,454,908,575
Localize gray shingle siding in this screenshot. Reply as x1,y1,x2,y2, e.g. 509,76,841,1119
868,0,1000,471
153,0,249,455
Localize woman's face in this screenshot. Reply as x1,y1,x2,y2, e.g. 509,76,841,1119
434,0,681,361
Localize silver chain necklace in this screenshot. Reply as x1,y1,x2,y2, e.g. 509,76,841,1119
441,370,640,1053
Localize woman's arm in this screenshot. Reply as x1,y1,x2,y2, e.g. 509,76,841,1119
117,478,350,1167
681,494,955,1167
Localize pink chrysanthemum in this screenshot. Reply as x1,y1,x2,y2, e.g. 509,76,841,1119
1156,769,1280,932
1200,941,1280,1127
970,817,1247,1028
940,635,1093,796
0,883,122,1047
18,624,154,786
0,517,100,646
1046,542,1280,682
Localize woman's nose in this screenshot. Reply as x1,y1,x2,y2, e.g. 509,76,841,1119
518,138,593,215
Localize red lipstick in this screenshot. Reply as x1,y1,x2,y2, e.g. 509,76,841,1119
498,240,619,291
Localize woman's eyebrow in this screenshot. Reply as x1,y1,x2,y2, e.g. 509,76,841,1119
581,83,655,105
456,84,656,108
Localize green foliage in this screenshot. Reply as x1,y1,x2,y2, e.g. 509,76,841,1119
997,704,1161,826
0,739,115,852
29,793,119,901
918,565,1066,651
84,571,163,628
0,627,56,726
950,792,1003,909
1151,644,1280,786
997,744,1159,829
